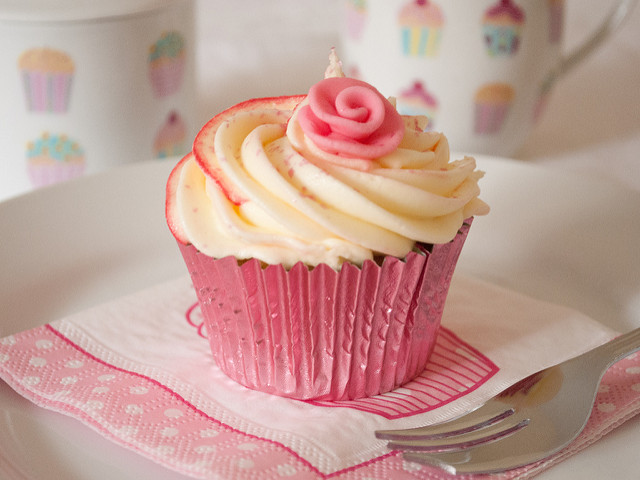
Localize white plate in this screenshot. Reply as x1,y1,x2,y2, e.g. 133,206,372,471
1,156,639,479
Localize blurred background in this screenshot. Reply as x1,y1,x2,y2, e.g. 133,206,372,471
0,0,639,201
194,0,640,188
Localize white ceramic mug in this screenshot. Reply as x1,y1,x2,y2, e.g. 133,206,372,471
0,0,196,202
340,0,637,156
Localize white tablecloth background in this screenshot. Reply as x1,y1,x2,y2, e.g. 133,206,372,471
194,0,640,193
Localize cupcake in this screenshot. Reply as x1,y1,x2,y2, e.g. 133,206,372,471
18,47,74,113
396,80,438,130
345,0,367,40
26,132,85,187
165,52,489,401
482,0,525,56
154,110,188,158
474,82,515,134
148,31,186,98
398,0,444,57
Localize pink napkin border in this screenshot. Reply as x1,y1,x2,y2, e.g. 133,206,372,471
2,320,640,479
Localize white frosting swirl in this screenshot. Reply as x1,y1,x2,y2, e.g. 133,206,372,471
168,75,489,269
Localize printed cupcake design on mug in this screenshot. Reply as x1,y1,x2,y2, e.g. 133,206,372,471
548,0,564,43
346,64,362,80
18,47,75,113
345,0,368,40
482,0,525,56
396,80,438,130
26,132,85,187
398,0,444,57
148,31,186,98
154,111,188,158
474,83,515,134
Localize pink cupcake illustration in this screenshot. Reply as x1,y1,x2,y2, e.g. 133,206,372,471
18,47,74,113
154,111,188,158
345,64,362,80
26,132,85,187
148,31,186,98
548,0,564,43
482,0,525,56
474,83,515,134
345,0,367,40
398,0,444,57
396,80,439,130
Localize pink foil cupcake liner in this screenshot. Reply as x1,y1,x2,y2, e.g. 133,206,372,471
179,220,472,401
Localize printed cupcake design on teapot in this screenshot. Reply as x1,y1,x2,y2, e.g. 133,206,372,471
398,0,444,57
474,83,515,134
18,47,75,113
346,64,362,80
548,0,564,43
148,31,186,98
26,132,85,187
345,0,368,40
482,0,525,56
396,80,439,130
153,110,188,158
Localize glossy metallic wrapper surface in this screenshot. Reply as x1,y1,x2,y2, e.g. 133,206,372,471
178,220,471,401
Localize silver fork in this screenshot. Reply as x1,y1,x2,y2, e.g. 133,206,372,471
376,327,640,475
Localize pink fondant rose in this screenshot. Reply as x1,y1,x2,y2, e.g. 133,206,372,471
297,77,405,160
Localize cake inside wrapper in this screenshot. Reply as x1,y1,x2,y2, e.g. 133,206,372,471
179,220,471,401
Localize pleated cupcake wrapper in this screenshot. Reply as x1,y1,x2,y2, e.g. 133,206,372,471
178,220,471,401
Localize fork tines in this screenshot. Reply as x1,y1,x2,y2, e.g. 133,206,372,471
376,401,529,454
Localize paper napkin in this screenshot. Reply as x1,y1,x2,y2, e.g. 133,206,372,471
1,275,639,480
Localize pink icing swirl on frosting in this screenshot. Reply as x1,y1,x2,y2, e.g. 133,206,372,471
297,77,405,160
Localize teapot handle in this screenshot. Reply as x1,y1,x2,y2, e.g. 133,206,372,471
551,0,637,84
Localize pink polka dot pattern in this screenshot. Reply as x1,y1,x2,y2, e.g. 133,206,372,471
1,325,640,479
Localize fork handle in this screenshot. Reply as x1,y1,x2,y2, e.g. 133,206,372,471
590,327,640,368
